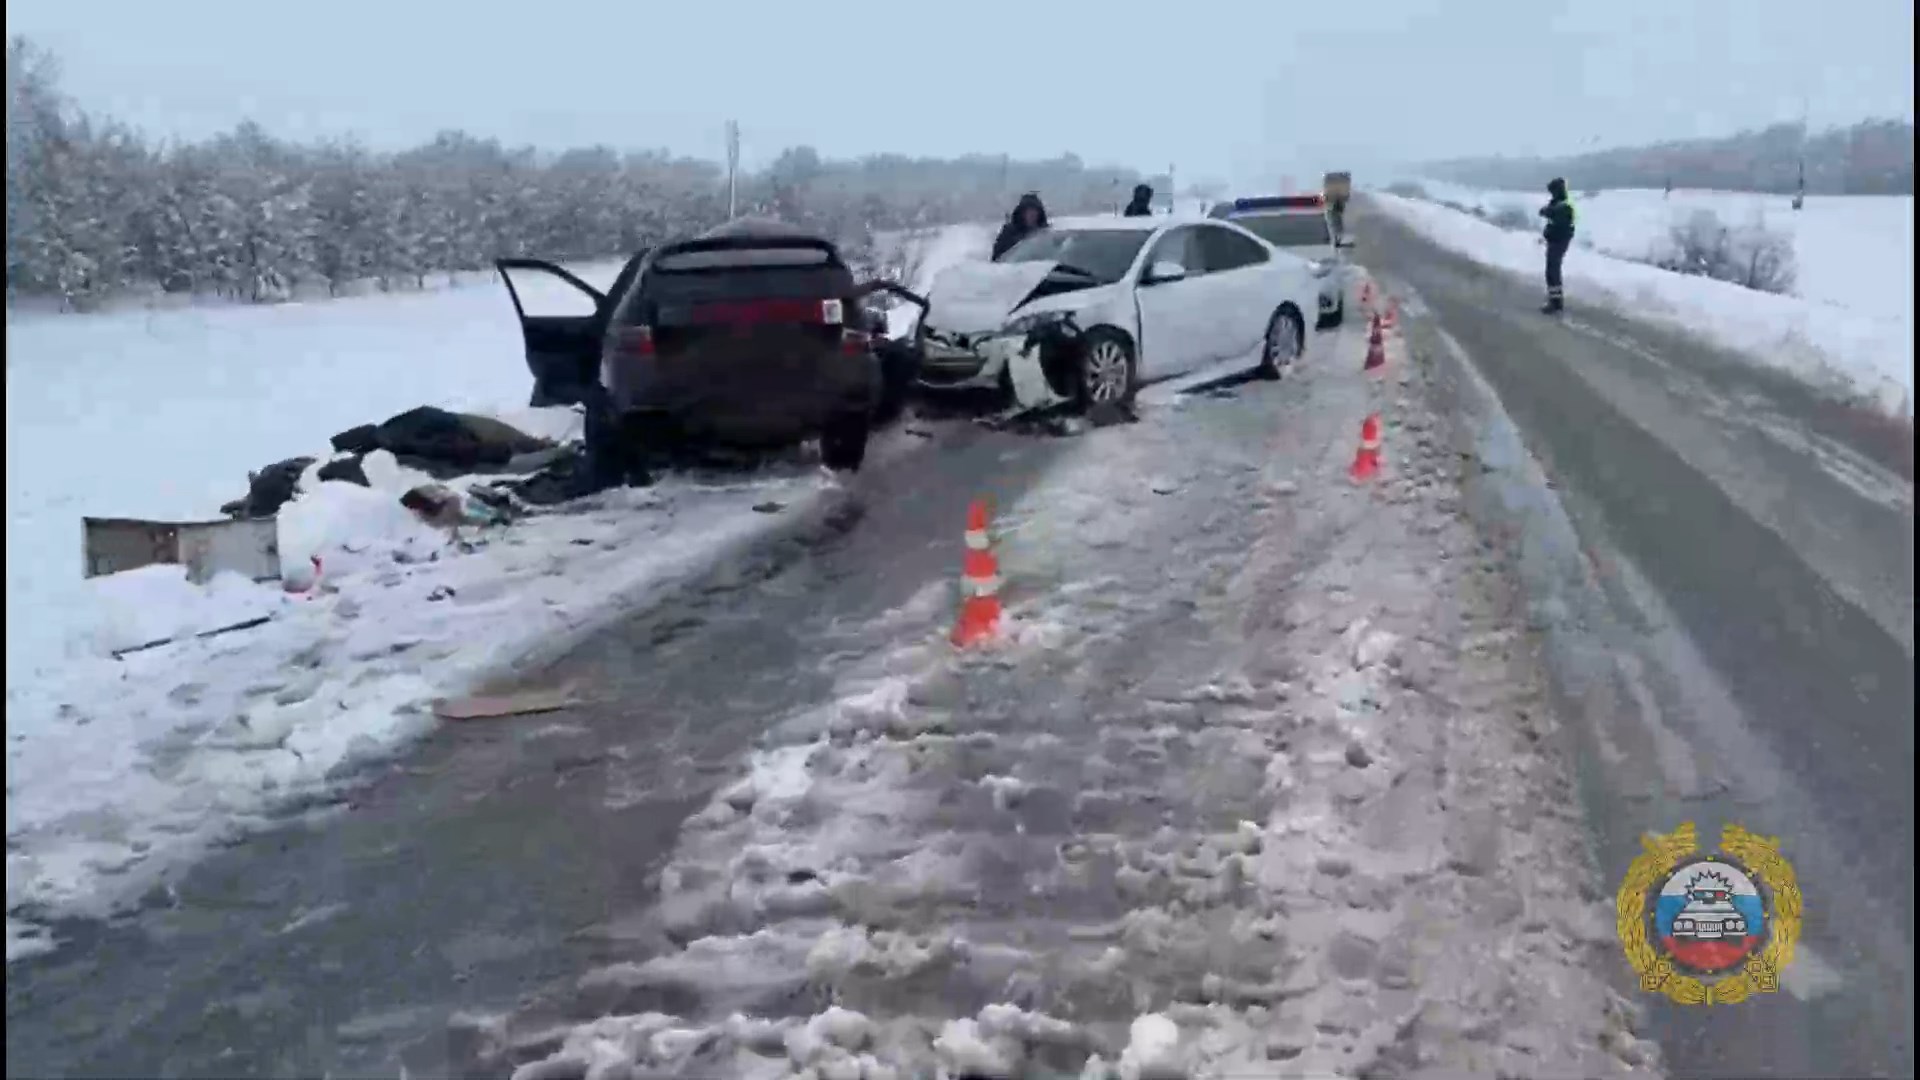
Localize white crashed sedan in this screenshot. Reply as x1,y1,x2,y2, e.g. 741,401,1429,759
913,214,1324,410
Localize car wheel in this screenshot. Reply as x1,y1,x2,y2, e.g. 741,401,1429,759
584,394,652,489
1075,328,1137,409
820,412,870,472
1255,306,1305,381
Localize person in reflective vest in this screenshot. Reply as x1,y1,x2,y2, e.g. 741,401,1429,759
1538,177,1576,313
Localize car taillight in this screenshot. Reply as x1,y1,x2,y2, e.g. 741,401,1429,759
614,326,655,357
840,328,872,356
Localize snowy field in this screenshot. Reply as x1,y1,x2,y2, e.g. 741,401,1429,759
1373,182,1914,415
4,228,987,960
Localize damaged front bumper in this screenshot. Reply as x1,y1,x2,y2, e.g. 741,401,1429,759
917,313,1082,412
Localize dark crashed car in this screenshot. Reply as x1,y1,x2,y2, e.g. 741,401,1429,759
497,218,925,485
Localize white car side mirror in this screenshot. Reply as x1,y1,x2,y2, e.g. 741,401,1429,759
1145,261,1187,284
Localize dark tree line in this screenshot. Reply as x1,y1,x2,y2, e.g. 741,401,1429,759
6,36,1145,309
1422,118,1914,196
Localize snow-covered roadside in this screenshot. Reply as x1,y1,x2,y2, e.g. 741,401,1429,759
4,444,873,963
469,303,1656,1078
4,258,626,694
1368,191,1914,417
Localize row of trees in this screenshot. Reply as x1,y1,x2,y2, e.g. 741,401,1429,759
1422,118,1915,196
5,36,1146,308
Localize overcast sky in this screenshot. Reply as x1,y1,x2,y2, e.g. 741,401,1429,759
7,0,1913,188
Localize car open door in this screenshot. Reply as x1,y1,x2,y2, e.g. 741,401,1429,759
496,258,609,408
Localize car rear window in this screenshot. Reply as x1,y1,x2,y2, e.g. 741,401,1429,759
1233,214,1331,248
653,246,834,271
997,229,1151,284
618,257,855,324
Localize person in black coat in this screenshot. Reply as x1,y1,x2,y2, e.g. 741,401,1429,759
1123,183,1154,217
991,193,1049,260
1538,177,1576,313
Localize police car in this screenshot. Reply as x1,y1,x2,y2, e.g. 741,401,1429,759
1208,194,1354,329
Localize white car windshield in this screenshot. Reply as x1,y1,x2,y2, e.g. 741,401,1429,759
1234,214,1332,248
996,228,1152,284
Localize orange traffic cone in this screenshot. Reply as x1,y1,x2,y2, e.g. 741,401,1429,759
1349,414,1383,482
1363,316,1387,372
951,500,1003,647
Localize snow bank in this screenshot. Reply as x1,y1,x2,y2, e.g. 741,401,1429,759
1371,187,1914,416
6,457,852,959
3,258,626,694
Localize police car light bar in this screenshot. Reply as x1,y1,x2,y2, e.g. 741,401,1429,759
1231,194,1325,212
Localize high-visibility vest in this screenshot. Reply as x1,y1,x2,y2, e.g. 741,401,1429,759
1565,197,1578,226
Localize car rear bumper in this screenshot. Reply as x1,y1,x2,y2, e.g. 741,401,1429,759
610,342,879,443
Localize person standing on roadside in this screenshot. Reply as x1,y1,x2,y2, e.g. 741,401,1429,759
992,192,1049,260
1538,177,1576,313
1123,183,1154,217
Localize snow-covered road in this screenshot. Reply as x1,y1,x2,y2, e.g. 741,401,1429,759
481,324,1644,1079
6,305,1650,1079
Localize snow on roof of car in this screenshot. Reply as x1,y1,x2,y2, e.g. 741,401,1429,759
658,216,839,269
692,216,824,241
1045,213,1213,232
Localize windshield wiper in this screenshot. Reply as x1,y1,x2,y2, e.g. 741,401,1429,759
1048,263,1100,279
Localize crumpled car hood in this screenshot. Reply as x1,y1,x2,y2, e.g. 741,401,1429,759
922,261,1058,335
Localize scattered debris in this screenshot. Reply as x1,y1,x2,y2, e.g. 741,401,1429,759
111,615,275,659
84,515,282,584
432,685,583,721
315,455,369,487
332,406,553,477
401,483,513,539
221,456,314,518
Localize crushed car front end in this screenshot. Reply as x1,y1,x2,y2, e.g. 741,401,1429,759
916,226,1153,411
918,311,1082,391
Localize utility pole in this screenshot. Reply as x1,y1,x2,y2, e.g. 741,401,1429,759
1167,162,1176,214
1793,96,1808,210
725,120,741,220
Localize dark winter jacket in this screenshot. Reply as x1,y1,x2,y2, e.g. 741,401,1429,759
992,193,1050,260
1123,184,1154,217
1539,177,1576,245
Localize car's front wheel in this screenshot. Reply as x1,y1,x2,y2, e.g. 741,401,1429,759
1074,328,1138,409
1255,305,1305,381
